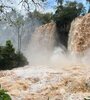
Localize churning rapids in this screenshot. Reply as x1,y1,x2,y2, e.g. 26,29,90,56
1,14,90,100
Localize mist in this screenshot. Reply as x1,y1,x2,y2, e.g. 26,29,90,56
0,13,90,70
23,20,90,71
22,20,90,70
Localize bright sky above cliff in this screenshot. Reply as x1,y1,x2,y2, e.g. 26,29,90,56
1,0,88,13
44,0,87,13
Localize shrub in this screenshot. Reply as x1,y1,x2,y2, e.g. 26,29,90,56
0,40,28,70
32,10,53,24
15,51,28,67
84,96,90,100
0,87,11,100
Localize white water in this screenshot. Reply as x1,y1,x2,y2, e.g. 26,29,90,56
23,21,90,69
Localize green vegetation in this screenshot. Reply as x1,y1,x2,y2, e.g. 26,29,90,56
31,10,53,24
86,0,90,12
0,86,11,100
53,1,86,47
6,10,24,54
0,0,89,69
0,40,28,70
84,96,90,100
53,1,85,27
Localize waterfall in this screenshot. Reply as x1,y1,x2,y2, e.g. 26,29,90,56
25,22,57,65
68,14,90,66
68,14,90,55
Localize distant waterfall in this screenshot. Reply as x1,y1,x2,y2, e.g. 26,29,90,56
25,22,57,65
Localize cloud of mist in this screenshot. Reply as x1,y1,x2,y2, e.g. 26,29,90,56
0,16,90,69
23,22,77,69
24,19,90,70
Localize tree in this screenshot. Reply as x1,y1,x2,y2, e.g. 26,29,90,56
86,0,90,2
86,0,90,12
53,1,86,47
0,0,46,21
6,10,24,53
56,0,64,6
6,10,25,66
0,40,28,70
32,10,53,24
54,1,85,25
0,40,16,69
18,0,46,13
0,0,14,21
0,87,11,100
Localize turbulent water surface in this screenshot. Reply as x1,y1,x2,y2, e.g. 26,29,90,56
0,65,90,100
1,13,90,100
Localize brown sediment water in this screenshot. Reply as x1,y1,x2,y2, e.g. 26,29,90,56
1,14,90,100
68,14,90,54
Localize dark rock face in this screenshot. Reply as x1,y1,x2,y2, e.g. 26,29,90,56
55,18,72,49
56,23,69,48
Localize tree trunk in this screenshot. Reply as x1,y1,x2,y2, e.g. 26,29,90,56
17,27,21,53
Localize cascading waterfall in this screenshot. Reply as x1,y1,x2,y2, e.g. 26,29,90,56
25,22,58,65
1,13,90,100
24,14,90,67
68,14,90,66
24,21,78,68
68,14,90,54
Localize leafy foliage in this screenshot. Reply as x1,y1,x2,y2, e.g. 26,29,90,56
0,40,28,70
0,87,11,100
15,51,28,67
53,1,85,26
53,1,86,47
86,0,90,12
6,10,25,55
31,10,53,24
56,0,64,6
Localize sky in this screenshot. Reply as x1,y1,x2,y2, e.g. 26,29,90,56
0,0,88,13
45,0,87,13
